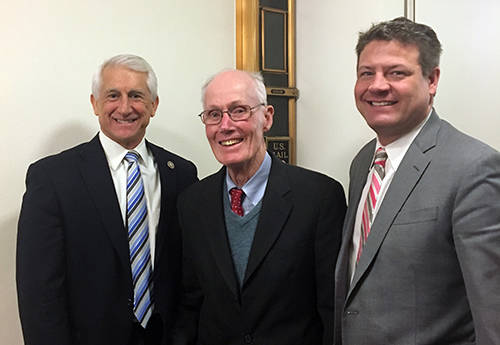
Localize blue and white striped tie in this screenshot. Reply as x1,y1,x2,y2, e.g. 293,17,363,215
125,151,153,328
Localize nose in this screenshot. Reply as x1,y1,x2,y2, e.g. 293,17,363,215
218,111,234,130
117,97,132,115
368,73,390,93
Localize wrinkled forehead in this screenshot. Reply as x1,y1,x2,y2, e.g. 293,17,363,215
204,72,258,108
101,66,150,90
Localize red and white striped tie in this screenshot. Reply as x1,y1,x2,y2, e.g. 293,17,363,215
357,147,388,262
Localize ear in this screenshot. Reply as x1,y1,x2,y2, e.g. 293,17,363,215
428,67,440,97
262,105,274,132
151,96,159,117
90,94,99,116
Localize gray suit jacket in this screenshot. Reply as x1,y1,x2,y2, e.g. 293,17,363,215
334,111,500,345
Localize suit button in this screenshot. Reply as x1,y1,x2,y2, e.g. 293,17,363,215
345,310,359,316
244,334,253,344
128,298,134,308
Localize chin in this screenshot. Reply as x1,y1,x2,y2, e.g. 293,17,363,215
219,157,244,168
364,114,399,128
219,154,249,169
212,147,239,163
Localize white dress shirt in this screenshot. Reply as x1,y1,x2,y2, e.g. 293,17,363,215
99,132,161,268
349,112,432,282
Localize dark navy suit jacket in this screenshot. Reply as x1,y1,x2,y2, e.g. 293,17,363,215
17,134,197,345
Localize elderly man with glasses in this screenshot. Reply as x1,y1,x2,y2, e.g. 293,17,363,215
172,69,346,345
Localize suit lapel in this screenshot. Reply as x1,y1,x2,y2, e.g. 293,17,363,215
148,142,176,266
348,112,440,298
200,168,241,298
343,141,376,248
243,155,293,287
199,156,294,295
78,135,131,274
335,140,375,296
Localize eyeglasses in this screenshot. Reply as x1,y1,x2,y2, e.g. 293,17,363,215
198,103,265,125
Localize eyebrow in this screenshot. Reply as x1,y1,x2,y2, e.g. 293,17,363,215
128,90,147,97
358,64,408,70
104,89,147,96
206,100,246,109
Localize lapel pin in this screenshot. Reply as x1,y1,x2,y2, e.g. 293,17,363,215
167,161,175,169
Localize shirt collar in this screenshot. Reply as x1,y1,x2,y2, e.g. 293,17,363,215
99,131,148,170
226,152,272,206
375,109,432,172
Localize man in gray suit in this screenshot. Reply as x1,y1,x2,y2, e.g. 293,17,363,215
334,17,500,345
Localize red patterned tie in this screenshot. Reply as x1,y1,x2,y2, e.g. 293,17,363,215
230,188,245,216
357,147,388,261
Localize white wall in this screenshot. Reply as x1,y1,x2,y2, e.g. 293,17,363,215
296,0,404,188
417,0,500,149
0,1,234,343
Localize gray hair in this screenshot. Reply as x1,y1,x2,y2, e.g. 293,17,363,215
91,54,158,100
201,69,267,106
356,17,442,77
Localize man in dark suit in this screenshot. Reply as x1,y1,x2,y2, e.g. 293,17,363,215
17,54,198,345
172,69,346,345
334,17,500,344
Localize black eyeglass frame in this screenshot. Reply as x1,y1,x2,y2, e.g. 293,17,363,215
198,103,265,125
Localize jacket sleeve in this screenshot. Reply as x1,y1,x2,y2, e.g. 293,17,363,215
315,179,347,345
452,148,500,345
169,191,203,345
16,162,71,345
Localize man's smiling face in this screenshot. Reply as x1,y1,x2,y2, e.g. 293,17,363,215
355,39,439,145
203,70,273,175
91,65,158,149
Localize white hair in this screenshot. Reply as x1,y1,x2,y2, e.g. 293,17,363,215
201,69,267,106
91,54,158,100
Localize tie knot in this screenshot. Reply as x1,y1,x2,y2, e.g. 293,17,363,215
372,147,388,179
373,147,388,167
125,151,140,164
230,188,245,217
